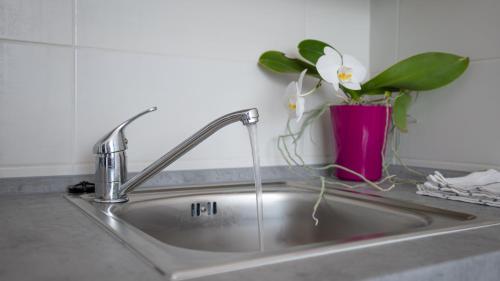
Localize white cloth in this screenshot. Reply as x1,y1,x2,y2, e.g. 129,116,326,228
417,169,500,207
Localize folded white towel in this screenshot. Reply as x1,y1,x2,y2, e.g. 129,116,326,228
433,169,500,188
417,169,500,207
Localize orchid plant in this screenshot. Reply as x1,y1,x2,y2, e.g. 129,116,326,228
260,39,469,132
259,39,469,224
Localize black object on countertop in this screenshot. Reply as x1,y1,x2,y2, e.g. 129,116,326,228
67,181,95,194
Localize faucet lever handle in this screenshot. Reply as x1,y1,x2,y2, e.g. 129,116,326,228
93,107,157,154
116,107,157,132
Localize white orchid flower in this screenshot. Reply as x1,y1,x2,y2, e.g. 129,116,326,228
316,47,367,91
285,69,307,121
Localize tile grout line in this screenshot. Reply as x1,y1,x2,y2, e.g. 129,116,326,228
392,0,401,166
367,0,371,72
0,38,72,48
0,37,262,65
74,44,259,64
72,0,79,174
399,157,500,172
303,0,308,39
1,37,498,65
395,0,400,61
470,57,500,63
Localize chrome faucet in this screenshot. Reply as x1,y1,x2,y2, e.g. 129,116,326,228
93,107,259,203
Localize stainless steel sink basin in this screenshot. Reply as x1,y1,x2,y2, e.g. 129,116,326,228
66,181,497,280
114,186,431,252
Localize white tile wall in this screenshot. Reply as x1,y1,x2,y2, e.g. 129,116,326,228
0,0,73,44
400,60,500,169
0,42,74,177
370,0,500,171
305,0,371,67
77,0,305,61
75,48,285,172
75,48,335,173
0,0,369,177
369,0,398,75
5,0,496,177
398,0,500,61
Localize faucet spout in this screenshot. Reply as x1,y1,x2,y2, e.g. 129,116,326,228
93,108,259,203
118,108,259,197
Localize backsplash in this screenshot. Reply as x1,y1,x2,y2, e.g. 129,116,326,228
0,0,370,178
371,0,500,171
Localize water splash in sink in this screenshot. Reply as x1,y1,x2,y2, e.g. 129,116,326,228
247,123,264,251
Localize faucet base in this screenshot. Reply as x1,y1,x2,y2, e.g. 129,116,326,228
93,196,129,203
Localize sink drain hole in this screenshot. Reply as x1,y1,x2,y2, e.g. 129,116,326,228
191,201,217,217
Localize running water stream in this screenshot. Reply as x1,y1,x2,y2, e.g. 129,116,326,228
247,123,264,251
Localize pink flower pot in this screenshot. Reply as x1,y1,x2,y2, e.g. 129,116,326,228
330,104,392,181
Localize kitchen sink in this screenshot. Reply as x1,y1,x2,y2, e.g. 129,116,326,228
114,185,432,252
66,181,496,280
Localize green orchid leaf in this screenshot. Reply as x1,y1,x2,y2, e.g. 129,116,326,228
258,51,319,77
363,87,399,95
362,52,469,93
393,92,412,132
297,39,333,64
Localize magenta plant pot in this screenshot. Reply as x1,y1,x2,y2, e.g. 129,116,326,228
330,104,392,182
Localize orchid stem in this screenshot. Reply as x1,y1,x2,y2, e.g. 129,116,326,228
299,80,322,97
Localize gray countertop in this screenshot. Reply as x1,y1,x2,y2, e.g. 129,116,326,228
2,167,500,281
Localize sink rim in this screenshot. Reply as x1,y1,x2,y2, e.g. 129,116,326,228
65,181,500,281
